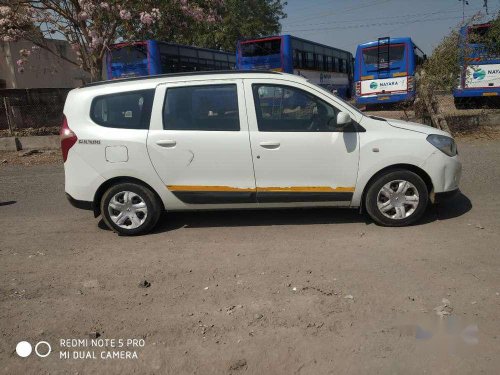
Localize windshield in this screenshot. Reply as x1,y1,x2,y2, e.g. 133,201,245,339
362,45,406,65
240,39,281,57
111,44,148,64
309,82,364,117
468,25,491,43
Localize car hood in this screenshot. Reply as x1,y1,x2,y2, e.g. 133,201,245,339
384,118,451,137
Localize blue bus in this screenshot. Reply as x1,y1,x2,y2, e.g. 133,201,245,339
104,40,236,80
354,37,425,106
236,35,354,98
453,23,500,109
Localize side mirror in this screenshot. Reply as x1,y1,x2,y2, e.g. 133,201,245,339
337,112,352,127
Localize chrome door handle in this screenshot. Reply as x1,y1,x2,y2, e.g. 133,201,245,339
156,140,177,148
259,141,280,149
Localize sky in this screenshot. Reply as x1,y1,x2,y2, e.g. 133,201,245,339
280,0,500,55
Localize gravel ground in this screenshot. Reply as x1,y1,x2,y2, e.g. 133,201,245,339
0,150,61,167
0,138,499,374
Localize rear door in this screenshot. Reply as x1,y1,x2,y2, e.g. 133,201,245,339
147,79,257,207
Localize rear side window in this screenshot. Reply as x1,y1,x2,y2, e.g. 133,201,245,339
163,84,239,131
91,90,154,129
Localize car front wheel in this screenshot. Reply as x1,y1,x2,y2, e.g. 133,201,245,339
100,182,161,235
365,170,429,227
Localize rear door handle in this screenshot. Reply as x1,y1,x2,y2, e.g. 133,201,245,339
156,140,177,148
259,141,280,149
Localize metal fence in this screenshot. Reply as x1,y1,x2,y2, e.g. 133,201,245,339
0,88,71,133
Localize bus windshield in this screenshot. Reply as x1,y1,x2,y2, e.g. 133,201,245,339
109,44,149,78
362,45,406,65
240,39,281,57
466,25,499,58
111,44,148,65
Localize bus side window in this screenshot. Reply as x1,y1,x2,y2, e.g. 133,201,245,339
305,52,314,69
314,54,322,70
293,49,303,68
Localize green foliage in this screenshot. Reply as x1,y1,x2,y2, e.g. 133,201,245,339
164,0,287,51
484,13,500,55
419,13,499,92
420,29,461,91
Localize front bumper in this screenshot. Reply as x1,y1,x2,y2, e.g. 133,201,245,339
421,151,462,194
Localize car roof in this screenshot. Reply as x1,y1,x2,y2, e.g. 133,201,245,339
81,70,297,90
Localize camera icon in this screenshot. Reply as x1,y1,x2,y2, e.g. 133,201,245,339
16,341,51,358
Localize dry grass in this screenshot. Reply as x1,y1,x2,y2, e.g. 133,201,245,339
0,150,62,167
0,126,60,138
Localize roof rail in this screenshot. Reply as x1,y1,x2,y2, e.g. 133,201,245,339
83,70,281,88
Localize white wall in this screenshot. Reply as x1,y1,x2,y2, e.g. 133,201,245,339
0,39,89,89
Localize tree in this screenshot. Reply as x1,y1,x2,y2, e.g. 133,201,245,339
168,0,287,51
419,12,500,92
481,12,500,56
0,1,224,81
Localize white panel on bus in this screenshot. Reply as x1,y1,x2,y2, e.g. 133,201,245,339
360,77,408,95
464,64,500,88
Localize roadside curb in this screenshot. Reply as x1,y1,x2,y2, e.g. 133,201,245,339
0,137,19,152
0,135,59,152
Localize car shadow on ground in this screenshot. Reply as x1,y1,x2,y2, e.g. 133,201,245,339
97,192,472,234
0,201,16,207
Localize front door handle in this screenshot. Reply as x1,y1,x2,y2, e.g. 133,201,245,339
156,140,177,148
259,141,280,149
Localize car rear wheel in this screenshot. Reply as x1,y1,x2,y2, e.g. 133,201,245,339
365,170,429,227
100,182,161,235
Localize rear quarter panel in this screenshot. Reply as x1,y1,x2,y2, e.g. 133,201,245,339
63,85,167,205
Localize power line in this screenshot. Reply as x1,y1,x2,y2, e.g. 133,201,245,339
333,5,499,51
283,15,467,33
283,6,500,34
283,9,464,30
284,0,395,25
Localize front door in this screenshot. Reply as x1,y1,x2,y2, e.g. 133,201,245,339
244,79,360,204
147,79,256,207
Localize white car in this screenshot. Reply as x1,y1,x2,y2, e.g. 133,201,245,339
61,71,461,235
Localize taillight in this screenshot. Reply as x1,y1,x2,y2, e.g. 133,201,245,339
355,81,361,96
408,76,415,91
60,115,77,162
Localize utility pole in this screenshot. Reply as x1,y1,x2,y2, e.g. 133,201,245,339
459,0,469,23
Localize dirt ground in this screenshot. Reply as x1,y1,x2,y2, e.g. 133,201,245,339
1,137,500,374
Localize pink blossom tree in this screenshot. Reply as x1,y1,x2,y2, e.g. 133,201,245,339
0,1,224,81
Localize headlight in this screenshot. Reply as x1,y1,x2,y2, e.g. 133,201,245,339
426,134,457,157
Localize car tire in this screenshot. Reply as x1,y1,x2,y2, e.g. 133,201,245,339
100,182,162,236
365,170,429,227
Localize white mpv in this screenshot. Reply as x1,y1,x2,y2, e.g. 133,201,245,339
62,71,461,235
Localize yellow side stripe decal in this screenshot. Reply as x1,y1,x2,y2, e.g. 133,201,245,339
167,185,355,193
256,186,354,192
167,185,254,192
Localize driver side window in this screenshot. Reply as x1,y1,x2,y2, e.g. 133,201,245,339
252,84,341,132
